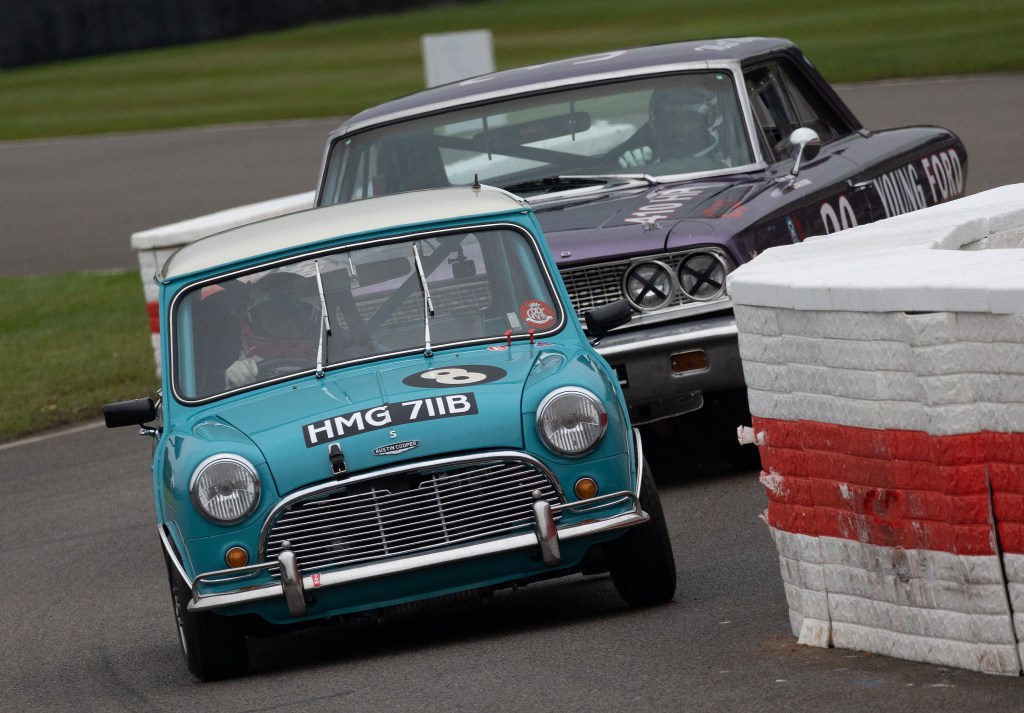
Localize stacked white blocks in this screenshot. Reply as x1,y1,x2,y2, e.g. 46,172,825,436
729,184,1024,675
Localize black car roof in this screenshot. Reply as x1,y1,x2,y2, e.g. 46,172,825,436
333,37,796,136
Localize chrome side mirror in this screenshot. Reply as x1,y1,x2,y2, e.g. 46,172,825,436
787,127,821,178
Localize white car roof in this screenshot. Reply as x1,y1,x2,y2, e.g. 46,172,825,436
160,186,527,280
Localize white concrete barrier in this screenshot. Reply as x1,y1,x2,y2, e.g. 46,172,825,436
132,191,315,372
728,183,1024,675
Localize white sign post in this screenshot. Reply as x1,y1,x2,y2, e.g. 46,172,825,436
421,29,495,88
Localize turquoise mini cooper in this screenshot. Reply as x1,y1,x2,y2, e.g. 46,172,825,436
105,186,675,680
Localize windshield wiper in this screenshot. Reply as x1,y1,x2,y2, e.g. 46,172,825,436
502,173,657,195
314,259,332,377
411,243,434,358
501,175,611,194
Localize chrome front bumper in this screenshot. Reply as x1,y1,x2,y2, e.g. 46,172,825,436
594,311,742,424
162,491,646,618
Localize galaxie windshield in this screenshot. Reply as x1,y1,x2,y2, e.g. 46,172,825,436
172,227,563,402
319,72,754,205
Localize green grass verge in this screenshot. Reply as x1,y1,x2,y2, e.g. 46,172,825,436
0,272,158,442
0,0,1022,141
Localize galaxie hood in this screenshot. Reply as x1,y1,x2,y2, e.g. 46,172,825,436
530,178,754,265
209,348,543,496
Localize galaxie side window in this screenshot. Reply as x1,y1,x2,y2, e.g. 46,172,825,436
745,62,850,161
745,66,800,160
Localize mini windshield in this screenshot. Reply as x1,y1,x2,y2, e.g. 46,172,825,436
319,71,754,205
172,227,563,402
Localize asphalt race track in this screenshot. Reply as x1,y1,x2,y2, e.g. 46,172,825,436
2,76,1024,711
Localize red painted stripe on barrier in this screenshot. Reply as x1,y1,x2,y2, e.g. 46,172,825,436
146,301,160,334
753,416,1024,556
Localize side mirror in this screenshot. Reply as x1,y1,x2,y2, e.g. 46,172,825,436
103,397,157,429
787,127,821,178
584,299,633,340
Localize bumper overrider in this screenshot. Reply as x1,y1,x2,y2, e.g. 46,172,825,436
163,445,649,619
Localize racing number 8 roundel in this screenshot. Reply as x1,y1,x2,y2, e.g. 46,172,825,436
402,365,507,388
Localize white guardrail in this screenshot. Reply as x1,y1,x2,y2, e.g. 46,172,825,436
728,183,1024,675
132,191,315,372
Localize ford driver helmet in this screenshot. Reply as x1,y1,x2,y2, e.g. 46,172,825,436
649,84,722,158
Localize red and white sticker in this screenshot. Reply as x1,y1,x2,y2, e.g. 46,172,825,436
520,300,555,327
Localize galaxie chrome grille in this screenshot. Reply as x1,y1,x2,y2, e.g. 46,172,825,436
263,458,562,575
559,250,732,316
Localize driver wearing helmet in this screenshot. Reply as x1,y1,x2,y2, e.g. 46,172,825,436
225,272,321,389
618,84,729,171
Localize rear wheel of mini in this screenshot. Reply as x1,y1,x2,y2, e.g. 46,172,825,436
605,460,677,606
164,551,249,681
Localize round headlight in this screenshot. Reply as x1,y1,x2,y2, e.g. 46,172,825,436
190,455,261,524
622,260,676,311
536,387,608,456
677,251,729,302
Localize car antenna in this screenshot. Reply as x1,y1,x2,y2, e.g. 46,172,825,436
472,174,481,192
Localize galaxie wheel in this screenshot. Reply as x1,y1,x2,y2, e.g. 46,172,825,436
605,461,677,606
164,551,248,681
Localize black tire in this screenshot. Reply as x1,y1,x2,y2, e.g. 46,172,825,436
164,551,249,681
606,460,677,606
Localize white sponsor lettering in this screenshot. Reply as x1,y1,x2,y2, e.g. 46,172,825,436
921,148,964,204
625,187,703,226
573,50,628,65
871,163,928,219
870,149,962,219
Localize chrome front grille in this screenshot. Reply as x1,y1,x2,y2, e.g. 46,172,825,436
559,249,733,316
263,457,562,576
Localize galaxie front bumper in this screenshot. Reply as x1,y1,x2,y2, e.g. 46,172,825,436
594,310,742,424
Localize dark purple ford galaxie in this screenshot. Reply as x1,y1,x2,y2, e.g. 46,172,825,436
313,37,966,450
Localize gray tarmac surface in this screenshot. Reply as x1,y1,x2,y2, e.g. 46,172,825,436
3,424,1024,712
0,74,1022,277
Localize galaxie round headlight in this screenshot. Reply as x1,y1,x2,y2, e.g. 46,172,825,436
677,251,729,302
536,387,608,456
190,454,261,524
622,260,676,311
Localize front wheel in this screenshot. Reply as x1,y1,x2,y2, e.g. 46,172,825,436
164,551,249,681
605,461,677,606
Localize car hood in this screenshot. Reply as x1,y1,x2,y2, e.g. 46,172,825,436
210,348,543,497
528,177,754,265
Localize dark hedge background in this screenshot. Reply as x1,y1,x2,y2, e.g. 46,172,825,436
0,0,474,68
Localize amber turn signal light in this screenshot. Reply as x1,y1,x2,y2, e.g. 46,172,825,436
225,547,249,568
670,350,708,374
574,477,598,499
